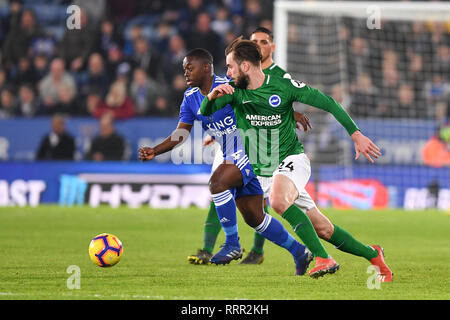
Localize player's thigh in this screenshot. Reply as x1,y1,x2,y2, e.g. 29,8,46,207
270,153,312,211
209,163,243,193
269,174,299,213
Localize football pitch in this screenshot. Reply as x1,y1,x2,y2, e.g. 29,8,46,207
0,205,449,300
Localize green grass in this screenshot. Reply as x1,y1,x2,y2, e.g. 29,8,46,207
0,205,449,300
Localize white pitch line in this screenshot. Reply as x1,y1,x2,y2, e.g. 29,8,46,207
0,292,249,300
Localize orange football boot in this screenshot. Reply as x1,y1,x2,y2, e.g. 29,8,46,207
370,245,393,282
308,256,340,278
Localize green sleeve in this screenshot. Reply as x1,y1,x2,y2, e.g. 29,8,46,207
200,94,234,116
292,83,359,136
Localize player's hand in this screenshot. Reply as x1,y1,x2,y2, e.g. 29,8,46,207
203,134,215,146
351,131,381,163
294,112,312,132
207,84,234,101
138,147,156,161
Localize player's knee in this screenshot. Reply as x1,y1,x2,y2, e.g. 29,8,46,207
269,194,290,215
208,179,226,195
242,214,262,228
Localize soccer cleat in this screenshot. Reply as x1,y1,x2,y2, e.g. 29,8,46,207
294,248,314,275
210,243,243,265
187,249,213,265
239,250,264,265
308,256,340,279
369,245,393,282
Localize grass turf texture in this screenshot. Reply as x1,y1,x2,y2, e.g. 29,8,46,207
0,205,449,300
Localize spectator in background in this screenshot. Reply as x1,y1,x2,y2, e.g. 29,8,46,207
407,53,426,98
350,73,379,117
115,61,132,84
85,114,126,161
177,0,206,35
425,74,450,106
130,67,164,116
168,73,187,109
0,67,8,92
390,83,420,118
211,6,233,38
407,21,432,58
153,20,176,55
151,96,173,117
433,45,450,79
122,23,144,57
163,34,187,84
347,37,371,84
0,86,17,118
78,52,110,98
105,43,127,79
0,0,22,45
422,125,450,168
187,13,223,65
93,80,135,119
32,54,49,83
129,36,163,81
379,66,401,117
83,89,102,116
242,0,267,37
16,83,41,117
99,18,124,57
36,114,75,160
2,8,44,67
59,8,99,72
38,57,77,115
10,56,37,87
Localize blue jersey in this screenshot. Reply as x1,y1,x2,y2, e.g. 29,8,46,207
178,74,262,198
178,75,248,167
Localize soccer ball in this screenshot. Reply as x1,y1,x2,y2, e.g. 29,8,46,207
89,233,123,267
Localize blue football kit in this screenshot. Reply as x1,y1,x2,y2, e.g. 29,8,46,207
178,74,263,198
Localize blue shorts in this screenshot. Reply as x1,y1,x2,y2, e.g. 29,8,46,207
233,161,263,199
222,147,263,199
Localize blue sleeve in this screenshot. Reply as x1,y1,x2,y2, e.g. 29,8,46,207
178,95,195,125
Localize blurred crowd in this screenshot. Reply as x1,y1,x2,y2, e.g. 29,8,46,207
0,0,274,120
287,14,450,124
343,18,450,123
0,0,449,123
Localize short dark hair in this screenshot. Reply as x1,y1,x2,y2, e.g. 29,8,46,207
251,27,273,41
225,37,262,66
185,48,213,65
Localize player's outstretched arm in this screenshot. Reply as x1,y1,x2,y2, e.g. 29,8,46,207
351,130,382,163
138,122,193,161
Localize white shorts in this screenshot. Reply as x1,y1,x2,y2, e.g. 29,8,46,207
210,142,224,174
256,175,273,199
272,153,317,212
